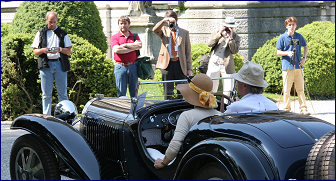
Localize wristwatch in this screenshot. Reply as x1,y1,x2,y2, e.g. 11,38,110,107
59,47,63,52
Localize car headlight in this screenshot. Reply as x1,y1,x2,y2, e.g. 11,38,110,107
54,100,78,124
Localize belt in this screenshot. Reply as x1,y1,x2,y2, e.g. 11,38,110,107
170,57,179,61
48,58,60,61
115,61,135,66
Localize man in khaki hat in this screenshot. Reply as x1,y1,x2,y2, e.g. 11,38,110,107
206,17,241,103
154,73,221,169
225,61,278,113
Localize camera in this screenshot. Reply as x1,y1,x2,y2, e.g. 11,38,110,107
169,22,175,29
224,27,231,33
48,47,57,52
290,39,300,46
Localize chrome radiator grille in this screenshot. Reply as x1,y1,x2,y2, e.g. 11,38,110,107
83,117,122,161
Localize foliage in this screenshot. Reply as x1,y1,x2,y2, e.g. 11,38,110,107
10,1,107,53
1,33,116,121
1,22,12,37
1,33,39,121
67,34,116,110
177,1,188,14
252,21,335,98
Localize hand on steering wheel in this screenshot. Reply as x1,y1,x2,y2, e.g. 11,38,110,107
213,92,234,113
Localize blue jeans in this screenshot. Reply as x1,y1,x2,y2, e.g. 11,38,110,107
114,62,138,97
39,60,68,115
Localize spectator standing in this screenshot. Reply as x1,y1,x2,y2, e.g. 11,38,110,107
111,15,142,97
276,16,309,115
153,10,193,100
206,17,241,103
32,11,72,115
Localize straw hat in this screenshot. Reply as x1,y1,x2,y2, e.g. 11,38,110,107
232,61,268,88
223,17,238,28
177,73,217,109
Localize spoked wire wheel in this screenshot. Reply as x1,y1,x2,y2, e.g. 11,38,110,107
10,134,60,180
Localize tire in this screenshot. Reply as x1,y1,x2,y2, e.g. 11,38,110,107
304,131,335,180
193,162,233,180
10,134,60,180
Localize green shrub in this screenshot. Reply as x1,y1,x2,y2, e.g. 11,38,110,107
10,1,107,53
1,33,39,121
67,34,117,110
1,33,116,121
1,22,12,37
252,21,335,98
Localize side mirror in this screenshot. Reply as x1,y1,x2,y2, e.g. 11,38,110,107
54,100,78,124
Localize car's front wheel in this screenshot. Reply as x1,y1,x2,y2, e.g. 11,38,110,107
193,162,233,180
10,134,60,180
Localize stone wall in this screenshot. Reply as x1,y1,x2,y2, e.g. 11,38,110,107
2,1,335,61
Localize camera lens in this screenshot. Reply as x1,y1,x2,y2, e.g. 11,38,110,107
225,27,231,33
169,22,175,29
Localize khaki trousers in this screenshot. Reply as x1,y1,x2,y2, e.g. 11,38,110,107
206,61,233,103
282,69,308,111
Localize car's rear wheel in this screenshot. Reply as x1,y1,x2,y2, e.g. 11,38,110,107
10,134,60,180
304,131,335,180
193,162,233,180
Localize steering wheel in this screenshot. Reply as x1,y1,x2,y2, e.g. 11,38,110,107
213,92,234,113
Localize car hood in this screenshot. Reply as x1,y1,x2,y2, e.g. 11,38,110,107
208,111,334,148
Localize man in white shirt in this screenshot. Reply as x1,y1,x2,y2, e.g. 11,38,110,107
225,61,278,113
32,11,72,115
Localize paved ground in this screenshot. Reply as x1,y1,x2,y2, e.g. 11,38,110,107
1,100,334,180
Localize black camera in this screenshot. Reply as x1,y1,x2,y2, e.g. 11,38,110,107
290,39,300,46
225,27,231,33
169,22,175,29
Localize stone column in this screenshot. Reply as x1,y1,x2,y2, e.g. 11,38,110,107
106,4,112,58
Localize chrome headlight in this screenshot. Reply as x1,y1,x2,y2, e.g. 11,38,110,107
54,100,78,124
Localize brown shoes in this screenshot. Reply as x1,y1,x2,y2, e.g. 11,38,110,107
300,110,310,115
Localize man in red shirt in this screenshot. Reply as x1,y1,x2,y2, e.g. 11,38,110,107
111,15,142,97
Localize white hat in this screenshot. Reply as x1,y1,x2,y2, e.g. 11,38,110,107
223,17,238,27
232,61,268,88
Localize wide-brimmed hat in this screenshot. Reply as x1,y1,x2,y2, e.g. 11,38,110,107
223,17,238,28
232,61,268,88
177,74,217,109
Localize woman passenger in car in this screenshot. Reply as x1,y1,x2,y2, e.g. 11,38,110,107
154,73,221,169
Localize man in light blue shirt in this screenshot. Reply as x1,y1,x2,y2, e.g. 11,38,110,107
225,61,278,113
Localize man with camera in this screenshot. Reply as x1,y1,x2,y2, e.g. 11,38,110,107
276,16,309,115
153,10,193,100
32,11,72,115
206,17,241,103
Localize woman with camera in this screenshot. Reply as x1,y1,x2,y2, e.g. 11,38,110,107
206,17,241,103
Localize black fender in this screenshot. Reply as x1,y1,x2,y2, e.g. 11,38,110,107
174,138,278,180
11,114,100,180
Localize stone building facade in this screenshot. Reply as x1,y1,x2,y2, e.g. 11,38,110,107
1,1,335,61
